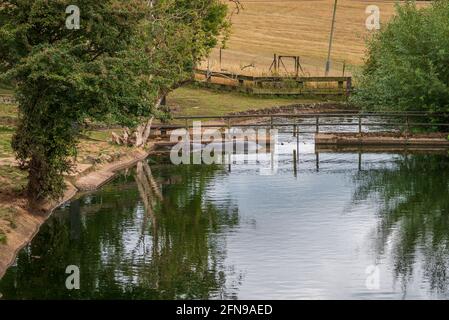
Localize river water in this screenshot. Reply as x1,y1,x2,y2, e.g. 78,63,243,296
1,120,449,299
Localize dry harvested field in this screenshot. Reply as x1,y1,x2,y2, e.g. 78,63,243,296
200,0,429,76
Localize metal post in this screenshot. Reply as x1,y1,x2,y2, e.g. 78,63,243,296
325,0,338,76
358,115,362,134
316,116,320,133
405,115,410,134
358,152,362,171
293,150,297,178
294,57,297,77
274,54,278,73
296,125,300,155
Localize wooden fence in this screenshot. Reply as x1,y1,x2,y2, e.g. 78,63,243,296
195,69,352,97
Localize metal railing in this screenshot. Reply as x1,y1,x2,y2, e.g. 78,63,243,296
154,112,449,135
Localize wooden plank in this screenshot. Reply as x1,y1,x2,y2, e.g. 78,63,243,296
195,69,351,83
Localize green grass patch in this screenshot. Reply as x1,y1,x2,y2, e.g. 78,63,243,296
0,206,18,229
0,86,13,95
0,125,14,133
0,104,18,118
0,165,27,194
0,232,6,245
167,86,326,117
0,130,13,158
86,130,114,142
0,206,19,245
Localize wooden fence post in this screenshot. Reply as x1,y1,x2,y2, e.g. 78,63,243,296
346,77,352,97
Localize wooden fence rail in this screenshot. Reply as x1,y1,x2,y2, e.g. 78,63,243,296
195,69,352,97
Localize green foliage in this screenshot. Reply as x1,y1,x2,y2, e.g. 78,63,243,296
352,0,449,124
0,232,6,245
0,0,228,200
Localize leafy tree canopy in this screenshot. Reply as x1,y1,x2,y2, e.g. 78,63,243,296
0,0,228,200
351,0,449,120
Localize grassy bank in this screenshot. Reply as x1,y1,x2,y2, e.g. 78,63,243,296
0,104,17,118
167,86,328,116
0,166,26,245
0,86,13,96
0,126,14,158
0,115,132,247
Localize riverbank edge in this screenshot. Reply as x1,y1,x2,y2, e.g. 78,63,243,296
0,147,153,280
0,101,354,280
315,132,449,146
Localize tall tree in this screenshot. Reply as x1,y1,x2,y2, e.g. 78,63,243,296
0,0,228,200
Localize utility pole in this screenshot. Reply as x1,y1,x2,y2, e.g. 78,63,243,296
325,0,338,76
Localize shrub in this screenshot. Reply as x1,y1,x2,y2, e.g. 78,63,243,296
352,0,449,126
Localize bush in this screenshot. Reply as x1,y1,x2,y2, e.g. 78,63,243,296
352,0,449,125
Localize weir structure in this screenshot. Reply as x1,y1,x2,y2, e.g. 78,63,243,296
152,111,449,148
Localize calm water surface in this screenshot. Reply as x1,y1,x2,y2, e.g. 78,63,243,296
1,126,449,299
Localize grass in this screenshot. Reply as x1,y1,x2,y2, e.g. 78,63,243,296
0,207,17,228
167,85,327,117
77,129,132,165
0,87,13,95
0,206,19,245
0,104,17,118
0,165,27,194
201,0,429,76
86,130,114,142
0,126,14,158
0,232,5,245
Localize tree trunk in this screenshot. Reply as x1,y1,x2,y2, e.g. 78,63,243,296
134,117,154,147
111,97,162,147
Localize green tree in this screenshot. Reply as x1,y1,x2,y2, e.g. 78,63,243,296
352,0,449,125
0,0,228,200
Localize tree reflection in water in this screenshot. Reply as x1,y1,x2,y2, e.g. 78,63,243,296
352,153,449,295
0,160,241,299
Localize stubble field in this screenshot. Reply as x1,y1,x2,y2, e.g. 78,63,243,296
200,0,428,76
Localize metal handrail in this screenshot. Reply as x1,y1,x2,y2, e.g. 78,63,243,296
155,112,449,135
172,112,449,120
